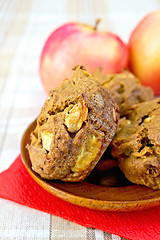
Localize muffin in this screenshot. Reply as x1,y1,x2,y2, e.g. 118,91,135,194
94,68,154,116
111,98,160,189
27,65,119,182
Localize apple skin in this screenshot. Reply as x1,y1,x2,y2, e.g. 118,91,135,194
128,11,160,95
39,22,128,93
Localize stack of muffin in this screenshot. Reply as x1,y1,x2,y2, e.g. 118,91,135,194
27,65,160,190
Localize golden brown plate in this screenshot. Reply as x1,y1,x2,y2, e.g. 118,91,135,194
21,120,160,211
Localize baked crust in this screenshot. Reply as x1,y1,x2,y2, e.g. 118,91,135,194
111,98,160,189
27,66,119,182
94,68,154,116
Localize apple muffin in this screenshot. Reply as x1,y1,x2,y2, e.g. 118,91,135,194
94,68,154,116
111,98,160,189
27,65,119,182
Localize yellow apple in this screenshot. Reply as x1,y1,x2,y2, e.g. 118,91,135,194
129,11,160,95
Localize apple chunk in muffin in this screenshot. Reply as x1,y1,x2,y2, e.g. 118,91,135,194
27,65,119,182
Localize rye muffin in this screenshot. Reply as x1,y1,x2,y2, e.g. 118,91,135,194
27,65,119,182
94,68,154,116
111,98,160,189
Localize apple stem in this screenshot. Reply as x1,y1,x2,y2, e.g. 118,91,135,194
94,18,101,30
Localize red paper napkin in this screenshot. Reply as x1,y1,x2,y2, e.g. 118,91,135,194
0,155,160,240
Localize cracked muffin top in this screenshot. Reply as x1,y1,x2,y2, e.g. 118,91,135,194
94,68,154,116
111,98,160,189
27,65,119,182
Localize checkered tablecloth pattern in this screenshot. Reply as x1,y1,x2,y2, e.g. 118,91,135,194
0,0,160,239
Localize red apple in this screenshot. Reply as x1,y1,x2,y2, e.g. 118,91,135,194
129,11,160,95
39,21,128,93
